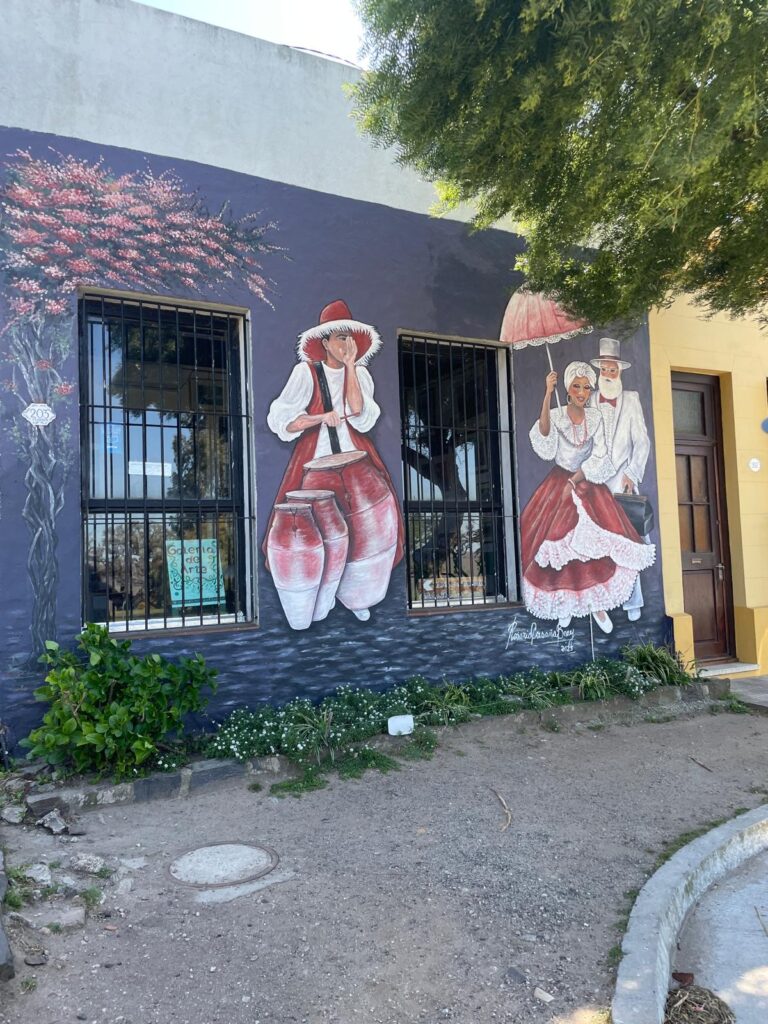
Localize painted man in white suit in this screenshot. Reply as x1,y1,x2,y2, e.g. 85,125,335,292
590,337,651,621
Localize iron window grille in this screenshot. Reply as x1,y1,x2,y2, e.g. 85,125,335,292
79,294,255,632
399,333,518,610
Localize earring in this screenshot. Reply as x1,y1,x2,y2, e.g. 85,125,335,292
566,394,573,404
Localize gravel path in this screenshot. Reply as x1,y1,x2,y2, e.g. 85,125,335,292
2,709,767,1024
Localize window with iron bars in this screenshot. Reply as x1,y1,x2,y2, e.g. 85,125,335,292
80,294,255,632
399,333,518,610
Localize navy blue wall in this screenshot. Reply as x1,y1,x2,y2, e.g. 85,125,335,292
0,128,667,740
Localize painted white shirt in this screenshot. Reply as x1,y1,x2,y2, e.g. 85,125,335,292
589,389,650,493
529,406,615,484
267,361,380,458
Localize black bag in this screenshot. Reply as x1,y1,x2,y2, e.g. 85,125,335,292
614,492,654,537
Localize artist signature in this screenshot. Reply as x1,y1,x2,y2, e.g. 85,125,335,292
505,615,576,653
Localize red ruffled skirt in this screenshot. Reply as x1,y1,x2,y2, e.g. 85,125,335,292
521,467,655,621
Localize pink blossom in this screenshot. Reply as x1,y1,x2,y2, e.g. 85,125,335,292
35,358,53,370
44,299,70,315
53,382,75,395
56,227,82,245
50,242,72,257
60,208,91,225
16,279,44,294
67,258,96,274
103,213,136,230
10,227,46,245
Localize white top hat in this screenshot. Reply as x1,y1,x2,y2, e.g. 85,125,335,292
590,336,631,369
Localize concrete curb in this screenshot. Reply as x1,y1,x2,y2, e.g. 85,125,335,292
612,804,768,1024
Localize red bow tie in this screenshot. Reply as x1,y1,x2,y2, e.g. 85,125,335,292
600,395,617,407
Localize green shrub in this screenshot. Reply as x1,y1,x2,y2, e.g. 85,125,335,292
620,642,695,686
22,624,217,779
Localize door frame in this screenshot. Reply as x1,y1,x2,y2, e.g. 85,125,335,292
672,371,735,661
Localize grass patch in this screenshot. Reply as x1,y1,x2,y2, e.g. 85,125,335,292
399,729,438,761
607,944,623,965
270,772,329,799
79,886,103,910
247,781,263,793
20,977,37,994
654,819,730,869
335,748,400,780
3,862,33,908
48,922,63,934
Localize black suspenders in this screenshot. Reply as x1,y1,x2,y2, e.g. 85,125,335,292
313,361,342,455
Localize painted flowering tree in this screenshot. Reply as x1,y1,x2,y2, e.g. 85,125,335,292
0,150,277,662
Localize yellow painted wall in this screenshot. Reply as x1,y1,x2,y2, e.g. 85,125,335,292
649,297,768,674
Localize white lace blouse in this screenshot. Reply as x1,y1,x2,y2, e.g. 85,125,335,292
529,406,615,483
267,361,380,459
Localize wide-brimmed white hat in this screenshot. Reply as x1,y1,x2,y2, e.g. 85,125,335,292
297,300,382,365
590,336,631,370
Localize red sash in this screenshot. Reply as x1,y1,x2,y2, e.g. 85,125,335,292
263,363,405,570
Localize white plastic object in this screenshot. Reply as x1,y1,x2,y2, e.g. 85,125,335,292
387,714,414,736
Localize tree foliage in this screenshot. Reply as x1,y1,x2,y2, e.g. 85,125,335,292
353,1,768,326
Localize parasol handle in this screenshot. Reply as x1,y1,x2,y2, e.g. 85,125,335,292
545,342,562,410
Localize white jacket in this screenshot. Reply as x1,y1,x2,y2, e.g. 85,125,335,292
589,390,650,494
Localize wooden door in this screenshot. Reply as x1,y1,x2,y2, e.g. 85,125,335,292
673,374,734,661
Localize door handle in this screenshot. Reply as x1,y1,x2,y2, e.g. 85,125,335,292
716,562,724,580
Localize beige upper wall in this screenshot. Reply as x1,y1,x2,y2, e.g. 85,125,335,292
0,0,471,220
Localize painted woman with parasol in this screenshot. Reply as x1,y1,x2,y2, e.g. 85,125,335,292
500,286,654,633
520,360,655,632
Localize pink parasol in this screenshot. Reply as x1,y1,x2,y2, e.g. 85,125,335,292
499,287,591,408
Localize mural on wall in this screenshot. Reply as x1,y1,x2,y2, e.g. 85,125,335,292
501,288,655,636
263,300,405,630
0,150,278,661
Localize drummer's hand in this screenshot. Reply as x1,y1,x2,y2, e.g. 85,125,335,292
545,371,557,396
340,335,358,367
321,411,341,427
621,474,635,494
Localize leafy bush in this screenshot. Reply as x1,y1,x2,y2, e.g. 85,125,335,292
22,624,217,779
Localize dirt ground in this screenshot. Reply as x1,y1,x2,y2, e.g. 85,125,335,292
1,708,767,1024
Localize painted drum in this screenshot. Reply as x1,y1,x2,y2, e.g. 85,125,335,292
301,451,398,612
285,489,349,621
266,502,325,630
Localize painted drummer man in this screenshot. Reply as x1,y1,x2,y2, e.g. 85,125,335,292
265,299,404,621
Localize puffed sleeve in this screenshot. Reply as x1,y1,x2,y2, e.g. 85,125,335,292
346,366,380,433
529,410,560,462
581,409,616,484
267,362,314,442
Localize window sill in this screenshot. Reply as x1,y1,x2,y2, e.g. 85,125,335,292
88,616,259,640
406,599,521,618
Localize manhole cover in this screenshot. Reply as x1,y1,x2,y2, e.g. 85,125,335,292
169,843,279,888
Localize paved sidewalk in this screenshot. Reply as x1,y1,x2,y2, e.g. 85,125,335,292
675,848,768,1023
730,676,768,713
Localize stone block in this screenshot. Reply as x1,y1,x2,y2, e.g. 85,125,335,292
705,678,731,700
188,759,246,791
0,925,14,981
25,791,71,817
133,772,182,802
